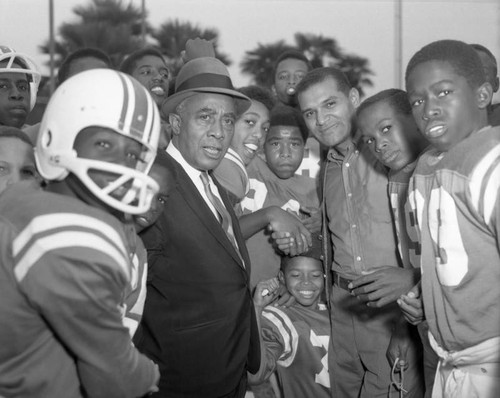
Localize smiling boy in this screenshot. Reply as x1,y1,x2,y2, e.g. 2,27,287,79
213,85,274,205
250,234,331,398
404,39,500,398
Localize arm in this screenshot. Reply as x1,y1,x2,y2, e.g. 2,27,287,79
21,248,158,398
238,205,312,249
249,279,286,384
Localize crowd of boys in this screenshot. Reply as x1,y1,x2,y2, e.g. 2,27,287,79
0,35,498,398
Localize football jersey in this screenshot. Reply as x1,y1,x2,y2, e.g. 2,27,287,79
388,161,421,269
123,229,148,337
408,126,500,351
258,303,331,398
239,156,320,288
0,183,157,398
295,136,322,180
213,147,250,206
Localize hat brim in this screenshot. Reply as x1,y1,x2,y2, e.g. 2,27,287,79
161,87,251,119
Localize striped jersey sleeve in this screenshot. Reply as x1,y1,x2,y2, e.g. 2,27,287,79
123,235,148,337
469,142,500,230
13,212,130,284
262,306,299,366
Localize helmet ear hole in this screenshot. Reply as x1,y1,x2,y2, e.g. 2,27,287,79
41,130,52,147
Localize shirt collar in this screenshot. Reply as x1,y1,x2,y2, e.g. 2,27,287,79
166,141,204,182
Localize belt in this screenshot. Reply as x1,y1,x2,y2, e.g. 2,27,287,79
332,271,353,291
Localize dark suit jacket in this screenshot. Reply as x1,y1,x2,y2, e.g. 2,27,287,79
135,153,260,398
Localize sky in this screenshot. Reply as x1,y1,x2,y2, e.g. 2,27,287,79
2,0,500,100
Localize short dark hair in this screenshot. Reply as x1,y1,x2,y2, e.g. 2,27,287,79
237,85,275,111
273,49,312,78
120,47,167,75
357,88,411,119
470,43,497,69
405,40,486,90
0,126,33,146
57,48,111,84
269,105,309,142
296,67,352,98
280,232,323,270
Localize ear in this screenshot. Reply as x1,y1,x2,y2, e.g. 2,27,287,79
169,113,182,136
493,76,500,93
476,82,493,110
278,270,285,285
348,87,361,109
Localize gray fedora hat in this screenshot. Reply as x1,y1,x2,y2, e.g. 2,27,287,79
161,57,251,117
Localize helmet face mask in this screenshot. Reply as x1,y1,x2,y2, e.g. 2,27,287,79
35,69,161,215
0,46,41,111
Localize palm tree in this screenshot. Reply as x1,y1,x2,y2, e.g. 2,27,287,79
240,33,374,96
152,19,231,76
39,0,146,68
335,54,373,98
240,40,294,88
294,33,342,69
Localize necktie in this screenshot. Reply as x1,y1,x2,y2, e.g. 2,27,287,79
200,172,243,265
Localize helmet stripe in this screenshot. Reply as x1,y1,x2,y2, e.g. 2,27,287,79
117,73,152,142
142,89,156,146
130,80,151,140
117,72,131,134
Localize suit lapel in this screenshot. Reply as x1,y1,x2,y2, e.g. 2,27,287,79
171,158,246,270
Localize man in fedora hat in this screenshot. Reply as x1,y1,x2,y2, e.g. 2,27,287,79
135,55,260,398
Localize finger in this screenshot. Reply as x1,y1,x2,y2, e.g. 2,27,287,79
348,274,378,289
297,233,309,253
366,295,392,308
271,230,291,239
302,228,312,247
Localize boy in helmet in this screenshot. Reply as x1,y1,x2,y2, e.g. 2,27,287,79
0,69,160,398
0,46,40,129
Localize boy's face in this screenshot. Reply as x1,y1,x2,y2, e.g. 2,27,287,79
170,93,236,171
0,68,31,128
299,77,359,150
264,124,304,179
73,127,146,201
232,100,270,165
273,58,309,106
358,101,424,171
134,164,173,233
0,137,39,194
407,60,490,152
132,55,170,106
279,256,324,307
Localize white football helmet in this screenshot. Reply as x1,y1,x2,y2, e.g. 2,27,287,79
35,69,161,215
0,46,41,111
